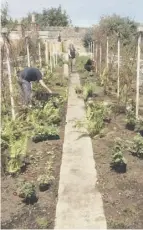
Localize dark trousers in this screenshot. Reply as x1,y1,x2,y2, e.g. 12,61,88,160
18,78,32,105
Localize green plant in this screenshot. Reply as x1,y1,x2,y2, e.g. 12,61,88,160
111,138,127,173
131,134,143,158
37,174,54,185
135,119,143,136
126,110,136,130
37,174,55,191
17,181,37,204
83,83,94,101
36,217,49,228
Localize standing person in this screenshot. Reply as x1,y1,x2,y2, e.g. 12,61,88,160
68,43,76,73
17,67,52,106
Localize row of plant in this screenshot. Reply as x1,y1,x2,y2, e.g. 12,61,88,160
75,82,143,174
1,61,67,175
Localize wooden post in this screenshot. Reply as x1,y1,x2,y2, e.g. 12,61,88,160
5,39,15,120
45,40,48,66
136,31,142,119
49,42,53,73
38,41,42,68
53,43,56,68
106,36,109,68
95,42,98,73
92,41,94,60
55,42,58,65
117,34,120,98
99,43,102,77
26,37,30,67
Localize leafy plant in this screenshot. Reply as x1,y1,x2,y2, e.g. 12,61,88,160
111,138,127,173
131,134,143,158
83,83,94,101
126,110,136,130
37,174,55,191
75,102,110,137
135,119,143,136
17,181,37,204
36,217,49,228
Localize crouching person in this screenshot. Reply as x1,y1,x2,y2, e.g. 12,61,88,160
84,58,95,76
17,67,52,107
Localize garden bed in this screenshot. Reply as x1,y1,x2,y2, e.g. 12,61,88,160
1,66,68,229
1,114,66,229
78,67,143,229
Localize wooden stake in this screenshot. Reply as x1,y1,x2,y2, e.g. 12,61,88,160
38,41,42,68
136,32,141,119
5,42,15,120
117,36,120,98
99,43,102,77
106,36,109,68
53,43,56,68
49,42,53,73
26,39,30,67
45,40,48,66
95,43,98,73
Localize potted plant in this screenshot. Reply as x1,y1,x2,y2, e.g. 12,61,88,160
110,138,127,173
37,175,54,192
125,110,136,130
17,181,38,204
111,151,127,173
131,133,143,158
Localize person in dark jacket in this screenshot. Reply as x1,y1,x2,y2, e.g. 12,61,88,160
84,58,95,72
17,67,52,106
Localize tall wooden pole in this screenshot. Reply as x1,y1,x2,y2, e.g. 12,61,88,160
45,40,48,66
99,43,102,77
38,41,42,68
5,40,15,120
26,37,30,67
117,35,120,98
95,42,98,73
106,36,109,68
136,32,141,119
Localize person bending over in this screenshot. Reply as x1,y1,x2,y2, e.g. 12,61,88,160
17,67,52,106
84,58,95,73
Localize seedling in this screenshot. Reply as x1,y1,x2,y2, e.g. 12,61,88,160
131,134,143,158
17,181,38,204
111,138,127,173
37,175,55,192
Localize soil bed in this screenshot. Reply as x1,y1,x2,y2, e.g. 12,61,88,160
1,105,66,229
1,67,67,229
79,71,143,229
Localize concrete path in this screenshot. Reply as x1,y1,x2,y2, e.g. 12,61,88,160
54,73,107,229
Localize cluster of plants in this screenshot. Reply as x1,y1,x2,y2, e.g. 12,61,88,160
75,101,111,137
1,95,65,174
16,173,55,204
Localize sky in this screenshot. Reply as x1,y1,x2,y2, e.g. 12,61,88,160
1,0,143,27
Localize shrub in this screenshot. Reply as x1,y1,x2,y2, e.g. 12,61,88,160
131,134,143,158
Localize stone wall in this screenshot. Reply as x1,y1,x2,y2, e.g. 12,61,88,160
0,26,90,52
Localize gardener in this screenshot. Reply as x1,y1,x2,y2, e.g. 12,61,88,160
68,43,76,73
84,58,95,75
17,67,52,106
